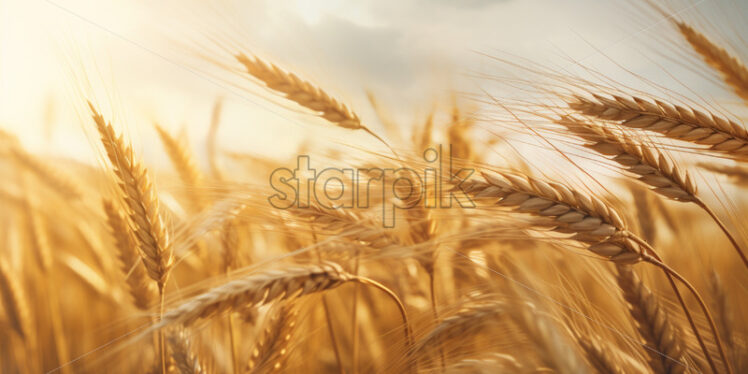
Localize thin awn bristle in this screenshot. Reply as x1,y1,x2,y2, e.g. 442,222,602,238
88,103,173,289
568,94,748,158
676,21,748,104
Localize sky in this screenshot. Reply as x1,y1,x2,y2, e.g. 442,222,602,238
0,0,744,165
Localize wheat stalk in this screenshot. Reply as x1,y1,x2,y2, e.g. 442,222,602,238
155,262,405,331
675,21,748,103
558,114,748,271
88,103,173,290
568,94,748,157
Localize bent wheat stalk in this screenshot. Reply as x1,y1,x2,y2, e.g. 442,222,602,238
465,170,728,373
153,262,413,351
558,115,748,271
560,95,748,269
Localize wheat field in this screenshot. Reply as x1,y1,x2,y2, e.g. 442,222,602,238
0,1,747,373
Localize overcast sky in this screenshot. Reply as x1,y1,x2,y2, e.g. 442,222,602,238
0,0,744,163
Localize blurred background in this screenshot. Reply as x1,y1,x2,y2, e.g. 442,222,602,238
0,0,745,164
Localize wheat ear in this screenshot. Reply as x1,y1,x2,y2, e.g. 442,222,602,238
89,103,172,374
558,115,748,270
410,300,503,359
167,329,206,374
446,353,526,373
577,335,626,374
88,103,173,290
235,54,395,152
675,21,748,103
154,262,411,344
558,116,697,202
154,124,206,213
463,170,643,263
291,204,401,250
247,304,298,373
568,94,748,156
103,199,155,310
510,301,591,374
0,259,30,339
615,265,689,374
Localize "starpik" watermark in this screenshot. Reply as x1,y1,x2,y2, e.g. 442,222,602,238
268,145,476,227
